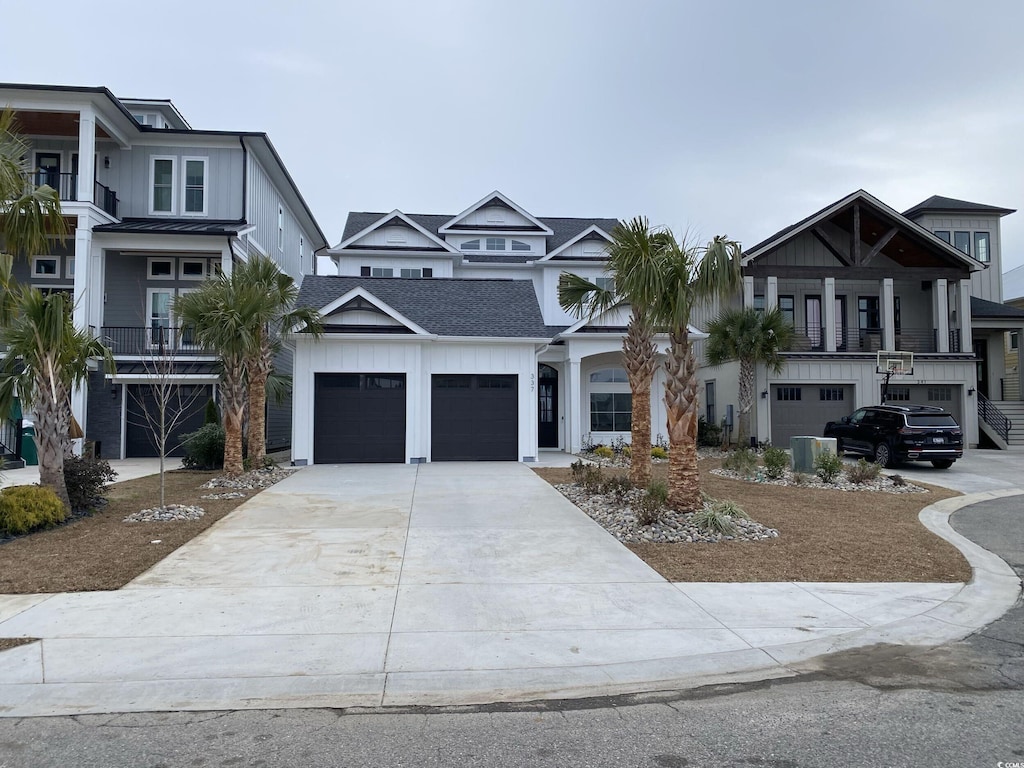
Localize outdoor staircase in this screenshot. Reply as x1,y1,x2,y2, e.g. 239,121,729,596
984,399,1024,448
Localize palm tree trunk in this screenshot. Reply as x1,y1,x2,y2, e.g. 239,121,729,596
247,368,268,468
736,358,755,448
663,327,702,511
220,359,246,477
623,312,657,487
35,389,71,512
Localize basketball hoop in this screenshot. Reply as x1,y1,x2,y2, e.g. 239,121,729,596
876,350,914,404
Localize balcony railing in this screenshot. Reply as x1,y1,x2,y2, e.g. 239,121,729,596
99,326,209,357
32,172,119,218
783,327,942,353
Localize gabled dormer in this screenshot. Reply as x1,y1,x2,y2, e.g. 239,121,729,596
439,191,553,258
902,195,1016,303
119,98,191,130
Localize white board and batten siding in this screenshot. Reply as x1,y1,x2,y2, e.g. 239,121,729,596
292,338,538,464
336,256,454,279
915,214,1002,302
539,266,614,325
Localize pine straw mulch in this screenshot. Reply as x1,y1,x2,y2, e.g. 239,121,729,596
0,470,256,594
533,459,971,583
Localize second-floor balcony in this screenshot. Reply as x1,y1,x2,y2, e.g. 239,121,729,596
32,171,119,218
98,326,211,357
783,327,962,354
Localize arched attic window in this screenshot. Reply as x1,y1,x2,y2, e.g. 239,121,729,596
460,239,480,251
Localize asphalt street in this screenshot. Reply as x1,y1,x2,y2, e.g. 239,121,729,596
0,496,1020,767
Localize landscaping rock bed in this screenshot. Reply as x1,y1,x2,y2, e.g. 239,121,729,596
201,466,295,490
124,504,206,523
555,484,779,544
576,446,730,468
710,467,927,494
200,491,247,500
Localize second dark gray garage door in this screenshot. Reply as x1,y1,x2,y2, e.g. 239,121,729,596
314,373,406,463
432,374,518,461
770,383,854,446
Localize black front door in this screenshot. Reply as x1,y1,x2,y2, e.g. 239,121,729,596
35,153,61,192
973,341,987,397
538,364,558,448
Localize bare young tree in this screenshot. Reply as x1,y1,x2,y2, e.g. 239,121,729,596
125,332,210,509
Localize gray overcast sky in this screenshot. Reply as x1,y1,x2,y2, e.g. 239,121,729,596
6,0,1024,274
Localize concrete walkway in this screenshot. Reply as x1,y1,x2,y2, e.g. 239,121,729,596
0,457,1019,716
0,457,183,490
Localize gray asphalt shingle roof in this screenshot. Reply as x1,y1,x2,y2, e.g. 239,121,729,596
903,195,1016,218
297,276,554,338
971,296,1024,319
338,212,619,261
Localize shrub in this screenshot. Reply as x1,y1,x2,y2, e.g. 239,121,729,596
0,485,66,535
621,444,632,458
691,506,736,536
633,479,669,526
890,473,906,487
601,474,633,499
791,471,810,486
593,445,614,461
697,417,722,447
650,446,668,460
845,458,882,485
761,447,790,479
813,450,844,484
180,423,226,470
243,455,278,472
203,398,220,425
63,455,118,514
570,459,604,491
722,447,758,477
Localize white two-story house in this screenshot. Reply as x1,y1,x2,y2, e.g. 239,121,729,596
0,83,327,460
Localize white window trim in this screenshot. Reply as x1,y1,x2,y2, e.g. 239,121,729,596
147,257,174,280
180,156,208,217
37,284,74,296
278,206,285,252
65,256,75,279
149,155,177,215
179,258,208,280
31,255,60,279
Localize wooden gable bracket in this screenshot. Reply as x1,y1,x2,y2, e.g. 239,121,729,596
811,226,851,266
862,227,899,266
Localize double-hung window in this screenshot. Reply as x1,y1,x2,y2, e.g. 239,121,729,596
589,367,631,432
151,157,175,214
182,158,207,215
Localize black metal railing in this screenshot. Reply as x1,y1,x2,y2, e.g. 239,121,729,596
0,417,23,461
31,172,119,217
783,326,940,353
949,328,962,353
894,328,937,353
978,392,1012,444
99,326,209,356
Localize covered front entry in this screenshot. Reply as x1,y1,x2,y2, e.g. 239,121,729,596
432,374,518,461
538,364,558,448
313,373,406,463
125,384,211,458
770,383,854,446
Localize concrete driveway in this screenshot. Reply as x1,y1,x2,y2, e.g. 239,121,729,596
0,461,1018,715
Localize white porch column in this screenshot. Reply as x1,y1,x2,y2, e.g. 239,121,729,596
824,277,837,353
72,214,93,333
76,107,96,204
567,358,582,453
220,242,233,276
766,275,778,309
881,278,896,351
742,275,754,308
959,279,973,352
934,278,949,353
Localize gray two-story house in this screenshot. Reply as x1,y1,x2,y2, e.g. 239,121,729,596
0,83,327,459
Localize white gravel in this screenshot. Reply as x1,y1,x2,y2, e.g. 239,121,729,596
124,504,205,522
710,467,927,494
201,466,296,490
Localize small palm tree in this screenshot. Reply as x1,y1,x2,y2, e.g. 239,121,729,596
174,278,262,477
0,280,113,511
558,217,667,487
652,235,744,511
232,254,323,467
705,306,795,448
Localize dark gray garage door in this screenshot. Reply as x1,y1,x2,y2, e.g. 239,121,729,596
125,384,211,458
770,384,854,446
314,373,406,463
889,384,963,425
432,374,518,461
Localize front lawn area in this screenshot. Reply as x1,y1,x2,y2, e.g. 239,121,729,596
534,459,970,583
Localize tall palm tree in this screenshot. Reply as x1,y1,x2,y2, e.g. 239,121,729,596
174,277,262,477
0,280,113,511
652,235,744,510
232,254,323,467
0,108,67,258
558,217,668,487
705,306,795,448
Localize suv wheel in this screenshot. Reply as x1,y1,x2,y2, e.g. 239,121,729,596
931,459,954,469
874,442,893,468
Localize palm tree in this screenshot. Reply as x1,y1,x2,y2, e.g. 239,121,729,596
652,235,744,510
705,306,795,448
0,280,113,511
1,108,67,258
558,217,668,487
232,254,323,467
174,277,262,477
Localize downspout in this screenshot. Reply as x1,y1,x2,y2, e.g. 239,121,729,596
238,135,248,223
313,245,330,276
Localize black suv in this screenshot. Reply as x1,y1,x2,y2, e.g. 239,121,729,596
823,404,963,469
